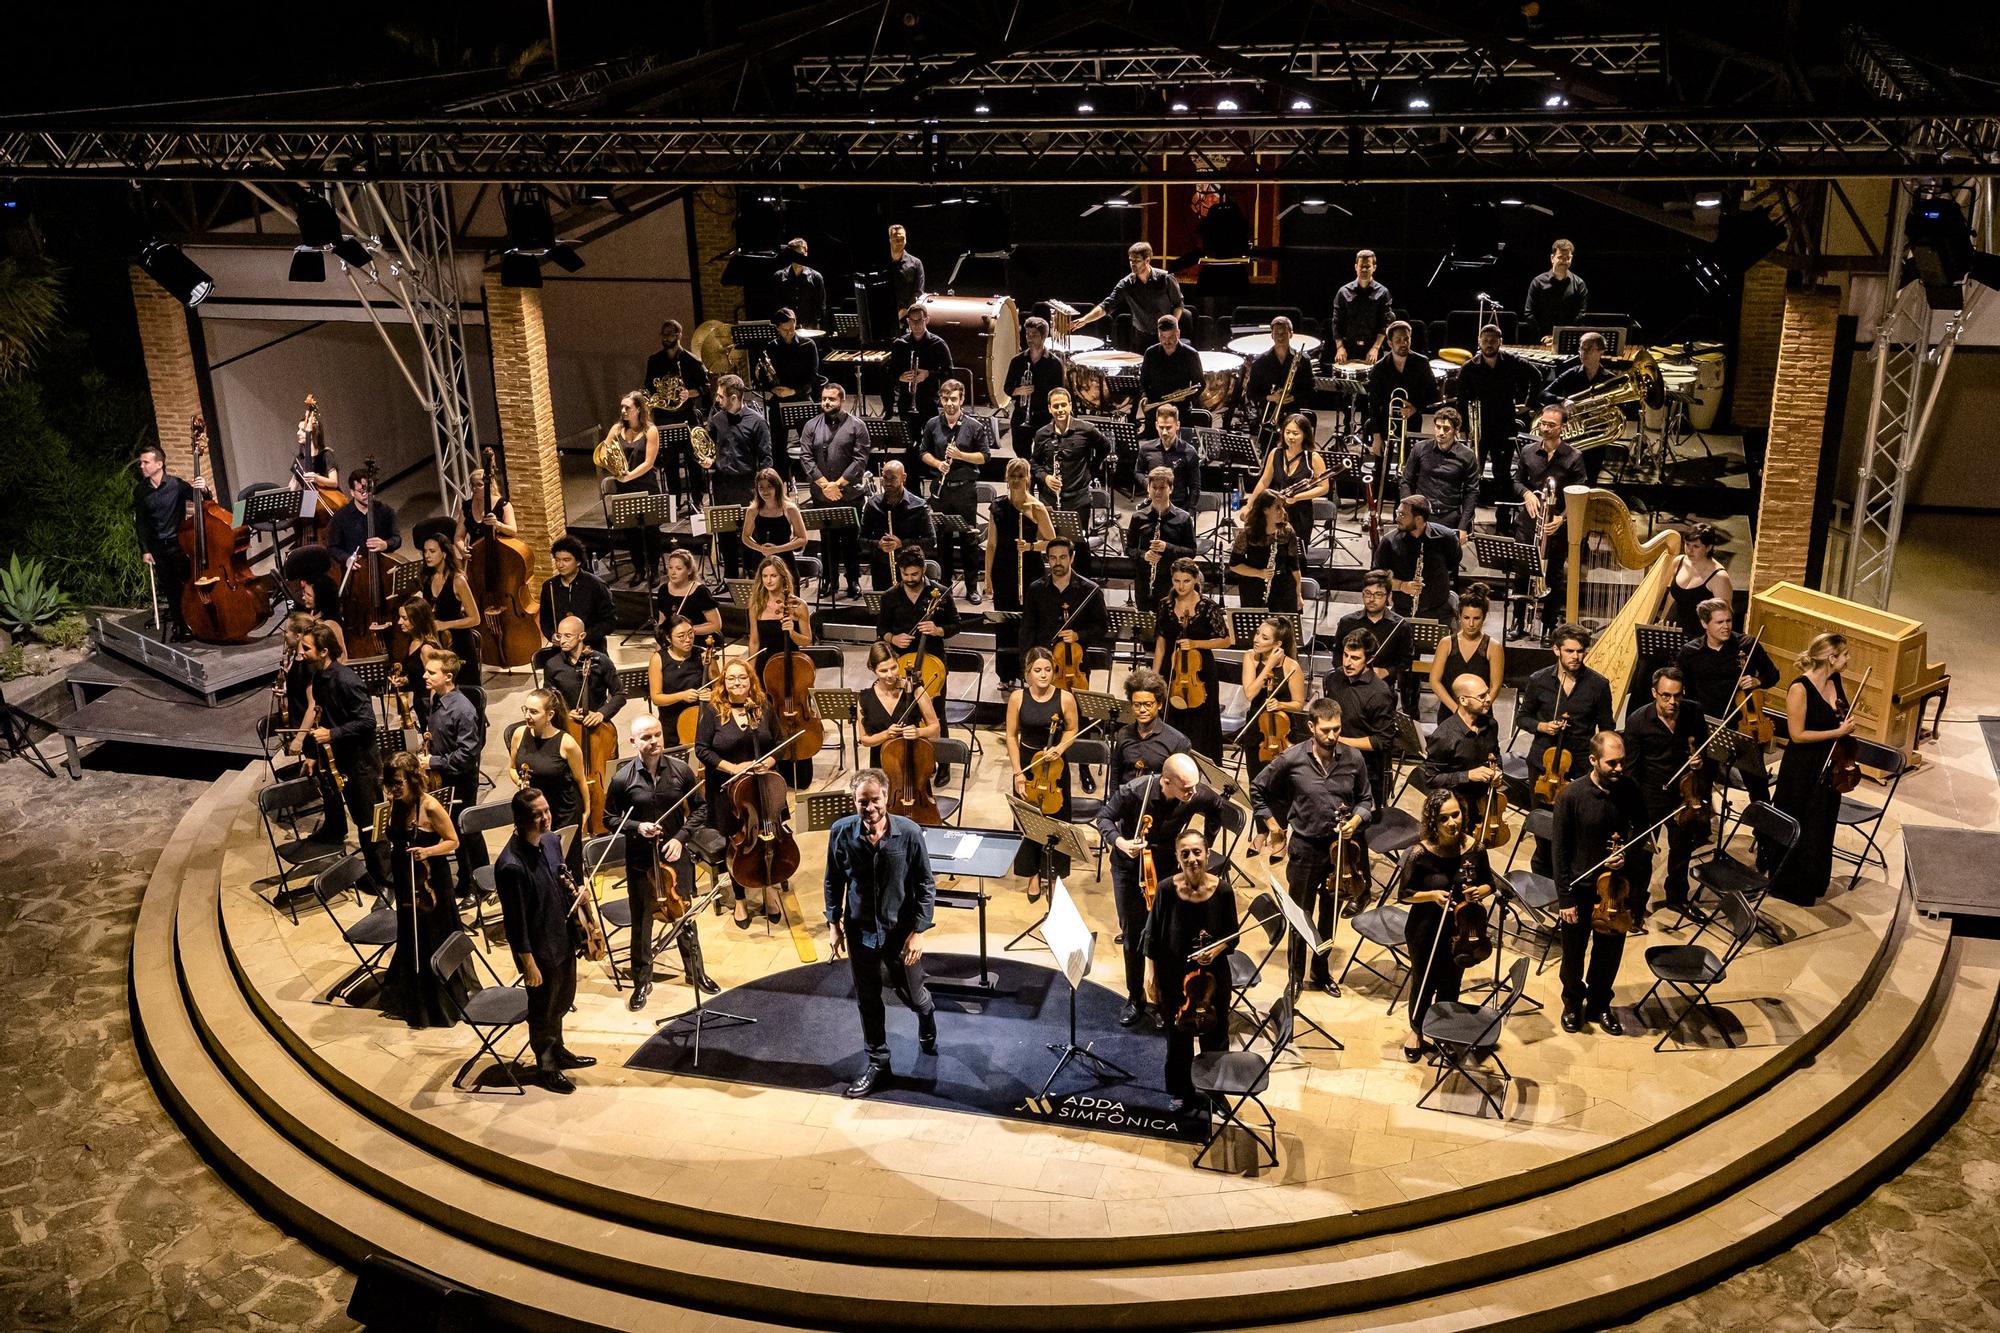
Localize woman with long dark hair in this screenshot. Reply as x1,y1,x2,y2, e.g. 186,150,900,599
1396,787,1496,1061
1228,490,1302,613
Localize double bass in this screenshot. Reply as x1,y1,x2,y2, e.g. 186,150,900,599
290,394,348,544
468,447,541,668
336,459,405,660
178,416,271,644
880,678,943,827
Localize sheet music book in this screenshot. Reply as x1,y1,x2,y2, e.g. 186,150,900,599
1043,880,1095,991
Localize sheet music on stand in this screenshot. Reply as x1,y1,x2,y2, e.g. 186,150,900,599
1229,609,1301,653
1191,427,1260,473
724,578,755,609
1046,508,1085,540
831,312,863,341
861,418,909,454
802,506,861,538
1105,605,1157,647
242,487,302,528
774,400,817,438
386,558,426,601
1699,712,1753,764
933,513,973,539
1071,689,1127,731
1004,796,1095,953
609,492,672,529
730,320,778,352
705,504,746,537
1404,617,1447,661
1634,623,1687,665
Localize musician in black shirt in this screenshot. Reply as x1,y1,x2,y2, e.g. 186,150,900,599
914,380,989,602
532,616,626,729
1330,248,1395,364
1020,537,1109,685
605,714,718,1010
800,382,870,598
326,461,401,571
288,623,389,887
1523,239,1589,344
1137,405,1201,512
1624,667,1707,917
643,319,708,426
1402,407,1481,536
860,460,935,593
1676,598,1779,805
1372,495,1461,622
1320,630,1400,822
1252,698,1376,988
133,443,206,641
537,537,616,653
1453,323,1546,501
1551,731,1650,1034
1138,315,1204,439
759,310,818,480
494,788,590,1092
1366,321,1441,469
1073,241,1186,352
889,305,953,433
876,545,960,656
1242,317,1316,445
1512,405,1589,638
1518,624,1615,878
1126,466,1198,611
1544,332,1620,484
1333,573,1411,696
1000,315,1066,448
772,239,827,329
1108,668,1190,788
705,375,774,510
1095,753,1225,1025
886,224,925,317
1030,387,1111,514
1422,672,1504,814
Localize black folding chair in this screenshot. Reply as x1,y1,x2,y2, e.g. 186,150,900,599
456,797,517,938
1831,737,1907,893
430,931,531,1094
1638,891,1759,1051
1416,955,1531,1119
257,775,344,923
1191,991,1291,1172
311,852,398,1004
1226,891,1287,1028
931,736,972,826
1675,801,1798,947
580,832,632,991
1336,902,1413,1011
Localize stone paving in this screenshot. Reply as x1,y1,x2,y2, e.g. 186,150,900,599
2,745,1996,1332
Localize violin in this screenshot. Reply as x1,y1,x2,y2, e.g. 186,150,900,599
1136,778,1159,910
564,649,618,836
1323,805,1367,906
649,838,688,925
762,604,825,765
1253,655,1296,764
386,667,417,749
178,416,271,644
469,446,541,668
1673,734,1715,836
676,644,721,747
1048,586,1099,693
1825,666,1873,795
1591,832,1637,936
1167,610,1207,711
1175,929,1222,1034
1533,699,1572,806
1735,630,1776,745
1448,857,1494,969
725,745,802,891
880,680,943,827
1475,753,1511,850
1021,715,1069,815
558,864,609,962
897,587,949,698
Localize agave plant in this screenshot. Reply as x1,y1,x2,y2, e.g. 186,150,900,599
0,553,71,635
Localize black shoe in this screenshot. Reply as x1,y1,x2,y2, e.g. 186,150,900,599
1592,1009,1624,1036
535,1069,576,1094
844,584,862,601
694,974,721,995
1313,976,1340,996
845,1063,889,1099
627,981,652,1012
732,912,752,930
919,1014,938,1055
1118,1001,1145,1028
1168,1095,1211,1117
1402,1040,1431,1063
1079,768,1097,795
1560,1010,1586,1034
967,589,983,605
554,1050,597,1070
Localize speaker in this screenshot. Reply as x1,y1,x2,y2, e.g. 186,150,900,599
1711,208,1787,275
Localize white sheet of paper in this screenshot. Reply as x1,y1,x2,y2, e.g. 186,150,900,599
1042,879,1095,991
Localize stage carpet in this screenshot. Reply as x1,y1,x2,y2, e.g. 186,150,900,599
625,953,1208,1142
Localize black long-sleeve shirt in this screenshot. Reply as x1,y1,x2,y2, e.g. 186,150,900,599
860,490,935,551
537,572,616,654
1402,440,1482,533
1244,347,1317,419
1422,711,1504,809
1109,720,1192,787
1514,663,1614,773
762,334,819,396
799,410,868,501
888,253,926,312
327,499,401,568
1100,270,1184,350
604,752,706,874
1623,699,1706,817
822,814,935,947
875,581,960,645
1330,280,1395,355
1676,632,1779,721
1372,523,1462,620
1551,771,1650,905
308,662,377,770
772,265,827,328
1453,352,1546,451
1545,360,1617,407
1000,349,1067,438
707,406,775,479
1030,422,1110,511
1523,270,1590,342
1095,774,1224,870
1333,608,1411,682
888,330,953,420
1142,876,1239,972
1139,342,1204,412
531,644,626,722
1251,741,1375,839
495,831,572,969
1367,353,1442,441
1136,435,1201,512
1020,575,1108,655
423,688,482,780
1320,666,1401,799
914,413,989,507
133,475,195,548
1510,440,1589,543
643,346,710,425
1125,503,1197,609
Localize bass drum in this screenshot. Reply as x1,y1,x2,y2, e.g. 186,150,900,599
1069,350,1143,413
914,294,1020,409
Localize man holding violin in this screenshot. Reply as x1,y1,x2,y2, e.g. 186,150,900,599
1551,731,1652,1035
1623,667,1709,923
532,617,626,734
1422,672,1504,817
1095,754,1226,1029
1676,598,1779,806
1021,537,1110,686
823,768,938,1101
1518,623,1614,880
1253,697,1375,993
606,714,719,1012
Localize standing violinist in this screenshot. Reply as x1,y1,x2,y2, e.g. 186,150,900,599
1552,731,1651,1035
606,714,718,1012
1624,667,1708,923
532,616,626,735
876,546,960,766
857,642,942,770
1318,629,1400,829
1675,598,1779,806
415,649,486,905
1021,536,1109,689
538,537,615,654
1421,673,1503,820
1397,789,1497,1063
133,442,210,643
694,659,784,928
326,460,401,575
1769,633,1858,908
1151,559,1233,763
493,788,592,1094
1518,623,1614,881
287,623,390,889
648,617,709,745
915,379,989,605
984,457,1056,689
1109,669,1189,789
859,460,935,594
1096,754,1225,1029
745,556,815,788
1253,697,1375,992
1143,829,1239,1117
1126,466,1198,613
1004,648,1082,901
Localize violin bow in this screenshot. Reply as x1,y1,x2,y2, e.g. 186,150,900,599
718,732,806,791
1025,716,1101,770
1815,666,1872,784
1563,805,1680,892
1051,582,1103,638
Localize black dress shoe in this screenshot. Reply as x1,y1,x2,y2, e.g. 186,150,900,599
627,981,653,1012
694,974,722,995
1079,767,1097,794
844,1063,889,1099
968,589,983,606
1560,1010,1586,1034
1592,1009,1625,1036
535,1069,576,1094
919,1014,939,1055
554,1050,597,1070
1402,1040,1431,1063
1118,1001,1145,1028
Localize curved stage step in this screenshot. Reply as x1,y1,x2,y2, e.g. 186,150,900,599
137,768,2000,1331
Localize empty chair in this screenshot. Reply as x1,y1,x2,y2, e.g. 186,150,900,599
1337,902,1413,1011
1416,955,1531,1119
1191,991,1292,1172
312,851,398,1004
431,931,532,1094
1638,890,1759,1051
257,775,343,922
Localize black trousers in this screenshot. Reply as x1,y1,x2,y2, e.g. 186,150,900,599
1283,836,1344,988
1558,913,1625,1015
1155,964,1229,1101
810,502,861,590
524,954,578,1070
1642,801,1699,911
1109,853,1151,1004
146,542,191,631
625,852,705,987
441,769,489,897
930,495,981,597
323,751,389,886
846,922,936,1068
1404,901,1464,1037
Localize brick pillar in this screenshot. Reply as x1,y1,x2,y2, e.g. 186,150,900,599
129,265,203,475
482,275,564,588
1731,261,1788,430
689,186,738,326
1749,286,1842,595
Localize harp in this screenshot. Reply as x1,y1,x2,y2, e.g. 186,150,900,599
1562,485,1683,717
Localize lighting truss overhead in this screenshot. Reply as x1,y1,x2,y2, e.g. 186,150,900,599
331,236,373,267
139,240,212,306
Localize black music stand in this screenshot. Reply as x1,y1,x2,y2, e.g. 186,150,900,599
386,559,425,602
1634,623,1687,670
801,506,860,606
610,492,674,637
703,504,745,584
1071,689,1127,734
653,882,757,1068
1459,870,1550,1013
809,687,862,776
241,487,304,599
1105,606,1158,672
1003,797,1093,953
1036,877,1133,1098
1309,449,1368,568
1199,429,1263,554
1079,414,1139,493
1467,533,1543,642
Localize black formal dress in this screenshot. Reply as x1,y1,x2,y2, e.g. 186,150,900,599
1011,687,1075,882
1399,843,1496,1039
513,729,583,866
1770,676,1846,906
386,815,471,1029
694,702,781,848
1230,532,1301,613
1143,874,1239,1104
1156,596,1230,762
653,651,707,745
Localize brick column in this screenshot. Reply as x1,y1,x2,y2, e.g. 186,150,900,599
689,186,738,326
1731,261,1788,430
129,265,203,475
482,274,565,587
1748,285,1842,595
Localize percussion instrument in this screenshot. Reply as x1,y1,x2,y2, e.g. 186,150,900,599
1068,349,1143,412
1049,332,1106,355
1429,358,1462,392
1197,348,1248,419
1225,332,1324,359
914,294,1020,408
1435,347,1474,365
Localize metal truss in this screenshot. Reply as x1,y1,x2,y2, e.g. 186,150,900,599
6,109,1998,185
794,35,1662,94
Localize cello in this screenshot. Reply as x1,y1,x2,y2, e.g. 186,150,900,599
290,394,348,545
336,458,405,660
880,678,943,826
178,416,271,644
725,736,802,894
565,649,618,836
468,447,541,668
762,600,825,770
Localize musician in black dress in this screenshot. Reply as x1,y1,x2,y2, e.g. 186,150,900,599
889,304,953,435
648,617,710,744
984,458,1056,687
1428,584,1505,723
606,713,718,1011
1240,414,1326,545
1552,731,1650,1035
694,658,784,927
1109,668,1190,789
860,460,935,593
800,381,870,598
857,642,941,769
134,442,207,642
1252,697,1375,989
418,530,481,686
1624,666,1708,919
1770,634,1858,907
1227,491,1301,613
1242,317,1316,445
1152,559,1233,763
1126,466,1198,612
1000,315,1066,449
1676,598,1779,806
915,380,989,602
600,390,663,582
653,548,723,643
509,686,587,873
1518,624,1615,880
381,751,469,1030
538,536,615,653
1144,829,1239,1115
1097,754,1225,1028
1373,494,1461,623
1237,618,1307,796
741,467,809,582
494,788,592,1093
1397,788,1497,1060
1453,323,1545,500
1665,524,1734,643
289,623,389,887
1004,648,1082,898
1512,404,1589,638
1137,317,1204,440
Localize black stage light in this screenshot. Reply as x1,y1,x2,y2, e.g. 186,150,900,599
546,241,585,273
297,192,341,250
499,251,542,288
1906,193,1975,307
581,182,614,203
139,240,213,306
288,245,326,283
504,185,556,253
331,236,373,268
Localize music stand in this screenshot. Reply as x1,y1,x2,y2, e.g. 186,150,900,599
723,577,755,610
1269,876,1346,1052
1459,870,1550,1012
809,687,862,774
1003,797,1093,952
241,486,304,578
1228,609,1301,655
1635,623,1686,666
802,506,861,607
1698,713,1754,855
1046,508,1085,541
1105,606,1157,671
1309,450,1369,568
1036,878,1132,1097
1078,414,1139,490
1467,533,1542,640
859,590,884,618
652,881,757,1068
1404,617,1447,664
1072,690,1127,733
386,559,425,602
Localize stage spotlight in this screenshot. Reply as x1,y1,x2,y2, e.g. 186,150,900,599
1289,97,1313,111
1217,97,1240,112
288,246,325,283
547,241,585,273
581,182,614,203
1077,100,1095,114
974,103,990,115
1544,92,1569,108
499,251,542,288
1170,100,1190,113
504,185,556,253
1694,191,1725,209
139,240,213,306
1407,85,1432,110
296,193,340,249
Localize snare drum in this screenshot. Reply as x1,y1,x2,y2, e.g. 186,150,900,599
1429,358,1461,393
1069,350,1143,412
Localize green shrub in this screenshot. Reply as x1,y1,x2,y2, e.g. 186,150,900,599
0,553,71,634
0,644,22,682
37,611,88,651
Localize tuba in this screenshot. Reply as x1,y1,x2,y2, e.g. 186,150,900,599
1561,347,1664,452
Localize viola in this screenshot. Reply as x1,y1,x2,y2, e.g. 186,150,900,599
1050,637,1088,693
177,417,271,644
1673,733,1715,836
1323,806,1367,905
386,666,417,745
1175,929,1222,1034
676,645,721,747
1449,857,1494,969
1258,708,1292,764
1736,630,1777,745
1136,779,1159,910
880,682,943,827
650,844,688,925
558,865,609,963
1825,666,1873,795
897,587,949,698
1534,696,1573,807
1476,754,1512,849
726,765,802,891
469,448,540,668
1591,832,1637,936
762,606,825,765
